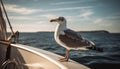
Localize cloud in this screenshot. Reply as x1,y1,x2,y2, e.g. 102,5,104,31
40,14,58,19
40,14,78,22
79,10,94,18
97,22,112,27
7,14,58,21
32,0,39,1
93,18,112,27
51,1,83,5
45,6,91,12
5,4,42,14
51,0,96,5
105,15,120,20
9,16,33,20
9,21,56,32
4,4,92,15
93,18,103,23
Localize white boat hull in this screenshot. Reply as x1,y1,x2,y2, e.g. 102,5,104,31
0,44,90,69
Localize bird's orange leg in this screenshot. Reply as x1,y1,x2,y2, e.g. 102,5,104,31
59,49,69,62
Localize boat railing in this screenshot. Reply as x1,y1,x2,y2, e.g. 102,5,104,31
0,40,19,69
1,59,18,69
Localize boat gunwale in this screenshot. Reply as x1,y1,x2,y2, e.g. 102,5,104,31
10,43,68,69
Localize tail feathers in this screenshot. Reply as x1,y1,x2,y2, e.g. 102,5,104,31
87,46,103,52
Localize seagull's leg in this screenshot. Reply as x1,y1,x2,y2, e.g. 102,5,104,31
59,49,69,62
65,49,69,61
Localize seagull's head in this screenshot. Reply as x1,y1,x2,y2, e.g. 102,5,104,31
50,17,66,24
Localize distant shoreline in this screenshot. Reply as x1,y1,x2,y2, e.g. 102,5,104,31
37,30,110,33
8,30,120,33
78,30,110,33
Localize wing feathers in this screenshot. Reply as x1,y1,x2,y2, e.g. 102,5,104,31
64,29,83,40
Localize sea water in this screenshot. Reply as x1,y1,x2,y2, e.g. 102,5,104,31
18,32,120,69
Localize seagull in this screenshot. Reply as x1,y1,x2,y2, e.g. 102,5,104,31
50,17,103,62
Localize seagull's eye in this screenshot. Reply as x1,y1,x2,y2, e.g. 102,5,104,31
58,17,64,21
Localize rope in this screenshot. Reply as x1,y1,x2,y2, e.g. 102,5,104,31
1,59,18,69
0,0,14,34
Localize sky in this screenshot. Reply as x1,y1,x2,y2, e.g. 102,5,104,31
1,0,120,33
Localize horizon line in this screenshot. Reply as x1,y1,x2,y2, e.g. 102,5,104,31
7,30,120,33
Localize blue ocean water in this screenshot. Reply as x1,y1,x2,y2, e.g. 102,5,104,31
19,32,120,69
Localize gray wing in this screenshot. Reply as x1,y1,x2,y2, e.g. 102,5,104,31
59,29,91,48
63,29,83,40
